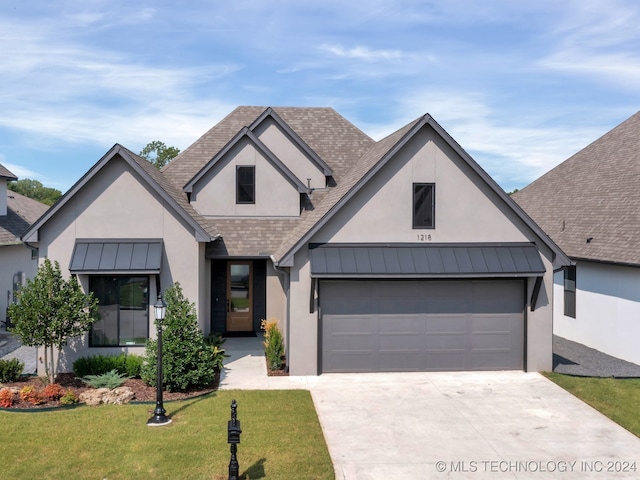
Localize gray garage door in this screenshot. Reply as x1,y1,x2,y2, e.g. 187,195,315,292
320,279,524,373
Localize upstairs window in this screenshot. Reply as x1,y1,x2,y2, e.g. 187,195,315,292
564,265,576,318
236,166,255,204
413,183,435,228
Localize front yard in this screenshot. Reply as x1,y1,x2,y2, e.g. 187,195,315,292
543,372,640,437
0,389,334,480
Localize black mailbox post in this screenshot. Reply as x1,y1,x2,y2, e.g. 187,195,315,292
227,399,242,480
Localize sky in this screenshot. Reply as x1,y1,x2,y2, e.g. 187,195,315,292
2,0,640,194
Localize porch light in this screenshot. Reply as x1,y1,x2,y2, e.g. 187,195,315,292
147,293,171,426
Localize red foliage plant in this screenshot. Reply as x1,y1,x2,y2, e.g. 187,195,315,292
42,383,65,401
19,386,45,405
0,389,15,408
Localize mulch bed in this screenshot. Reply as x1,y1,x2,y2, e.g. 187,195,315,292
1,372,219,410
265,356,289,376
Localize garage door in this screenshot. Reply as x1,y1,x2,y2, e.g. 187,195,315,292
320,279,524,373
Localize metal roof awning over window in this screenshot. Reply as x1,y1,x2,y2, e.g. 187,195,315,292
70,240,163,274
309,243,546,278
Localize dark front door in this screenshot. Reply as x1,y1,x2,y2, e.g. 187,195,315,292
226,261,253,331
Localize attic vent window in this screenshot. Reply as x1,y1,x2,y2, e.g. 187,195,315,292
236,166,255,204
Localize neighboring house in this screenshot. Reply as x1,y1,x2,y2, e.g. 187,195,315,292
0,164,49,330
23,107,569,375
513,111,640,366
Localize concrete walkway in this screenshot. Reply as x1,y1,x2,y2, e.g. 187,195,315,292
220,337,640,479
0,332,37,374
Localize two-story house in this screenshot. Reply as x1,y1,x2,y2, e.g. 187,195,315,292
23,107,568,375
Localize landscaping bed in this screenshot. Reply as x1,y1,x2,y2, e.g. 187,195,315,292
0,372,218,409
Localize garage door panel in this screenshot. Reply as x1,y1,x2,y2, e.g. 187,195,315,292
321,280,524,373
378,315,424,333
326,352,375,372
427,297,470,314
378,352,423,371
424,332,466,350
424,352,466,371
379,333,424,350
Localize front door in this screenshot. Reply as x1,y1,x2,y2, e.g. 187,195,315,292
226,261,253,331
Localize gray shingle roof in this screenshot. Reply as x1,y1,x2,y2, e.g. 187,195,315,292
0,164,18,181
513,111,640,266
163,106,375,190
0,190,49,245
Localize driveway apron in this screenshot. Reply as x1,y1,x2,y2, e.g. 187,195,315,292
220,338,640,479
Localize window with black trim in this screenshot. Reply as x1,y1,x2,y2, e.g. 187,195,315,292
89,276,149,346
413,183,435,228
236,166,255,204
564,266,576,318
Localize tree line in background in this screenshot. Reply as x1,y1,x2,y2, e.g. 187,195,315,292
7,141,179,206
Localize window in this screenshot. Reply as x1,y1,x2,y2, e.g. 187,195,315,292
89,276,149,346
564,266,576,318
413,183,435,228
236,166,255,204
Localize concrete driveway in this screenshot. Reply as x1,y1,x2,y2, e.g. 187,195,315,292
220,338,640,479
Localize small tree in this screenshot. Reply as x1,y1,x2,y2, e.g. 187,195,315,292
8,259,99,383
141,283,215,392
139,140,180,169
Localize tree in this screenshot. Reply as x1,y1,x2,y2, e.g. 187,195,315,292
138,141,180,169
8,259,99,383
7,179,62,206
141,282,215,392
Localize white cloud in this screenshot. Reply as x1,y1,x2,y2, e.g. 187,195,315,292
320,44,407,62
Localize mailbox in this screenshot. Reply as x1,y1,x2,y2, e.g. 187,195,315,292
227,418,242,444
227,399,242,444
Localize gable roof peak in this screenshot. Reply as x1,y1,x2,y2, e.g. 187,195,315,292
0,163,18,181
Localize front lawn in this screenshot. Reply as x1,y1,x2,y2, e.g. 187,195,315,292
543,372,640,437
0,390,334,479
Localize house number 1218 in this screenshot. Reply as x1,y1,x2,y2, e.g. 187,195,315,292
417,234,432,241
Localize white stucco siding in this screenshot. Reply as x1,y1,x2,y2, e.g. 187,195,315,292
288,248,319,375
0,181,7,216
266,262,287,325
253,121,326,190
0,244,37,327
315,127,530,244
190,139,300,217
34,156,206,374
554,262,640,365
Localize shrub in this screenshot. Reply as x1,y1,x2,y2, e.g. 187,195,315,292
0,358,24,383
205,332,229,372
0,388,15,408
19,385,44,405
73,353,143,378
60,389,79,405
42,383,65,401
261,319,285,370
141,283,215,392
82,369,127,389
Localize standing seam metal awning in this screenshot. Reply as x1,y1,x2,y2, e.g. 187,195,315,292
69,240,163,274
309,243,545,278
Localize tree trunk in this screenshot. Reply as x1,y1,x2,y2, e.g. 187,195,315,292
43,346,51,384
50,344,56,383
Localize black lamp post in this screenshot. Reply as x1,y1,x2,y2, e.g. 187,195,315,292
147,293,171,426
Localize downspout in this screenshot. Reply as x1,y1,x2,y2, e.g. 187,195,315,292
270,256,290,373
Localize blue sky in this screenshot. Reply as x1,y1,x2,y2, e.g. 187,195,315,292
2,0,640,193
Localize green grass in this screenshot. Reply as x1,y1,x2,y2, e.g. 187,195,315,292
0,390,334,480
543,372,640,437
